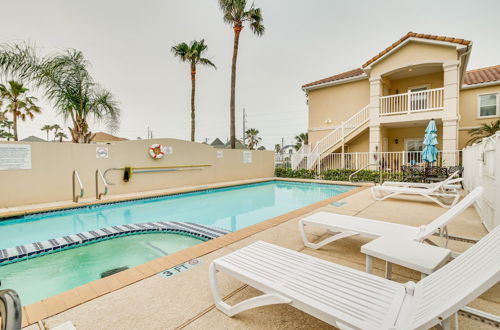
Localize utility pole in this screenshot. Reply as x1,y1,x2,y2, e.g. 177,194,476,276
147,127,150,140
242,108,246,147
281,137,284,149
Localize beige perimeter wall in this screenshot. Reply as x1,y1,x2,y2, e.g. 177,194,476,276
0,139,275,208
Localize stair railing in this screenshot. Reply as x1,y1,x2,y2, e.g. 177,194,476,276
95,169,109,200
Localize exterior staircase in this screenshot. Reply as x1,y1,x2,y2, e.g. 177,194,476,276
292,105,369,170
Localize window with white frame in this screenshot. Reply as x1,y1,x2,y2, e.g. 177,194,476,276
478,93,498,118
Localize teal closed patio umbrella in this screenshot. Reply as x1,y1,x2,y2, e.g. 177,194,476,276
422,119,439,164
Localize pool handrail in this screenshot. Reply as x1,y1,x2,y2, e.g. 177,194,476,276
72,170,84,203
0,289,22,330
95,169,109,200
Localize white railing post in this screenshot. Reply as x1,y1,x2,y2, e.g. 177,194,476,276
407,91,411,114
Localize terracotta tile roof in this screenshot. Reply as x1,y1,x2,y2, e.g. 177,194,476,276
301,68,365,89
464,65,500,85
303,32,472,90
362,32,471,68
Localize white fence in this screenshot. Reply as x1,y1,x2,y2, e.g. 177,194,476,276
276,150,462,180
380,87,444,115
278,150,461,170
463,132,500,231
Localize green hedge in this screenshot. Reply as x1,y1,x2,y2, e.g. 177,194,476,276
275,167,405,183
275,167,316,179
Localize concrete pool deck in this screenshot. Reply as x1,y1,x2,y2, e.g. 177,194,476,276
15,181,499,329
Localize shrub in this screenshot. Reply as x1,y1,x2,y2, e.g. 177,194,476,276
275,167,405,183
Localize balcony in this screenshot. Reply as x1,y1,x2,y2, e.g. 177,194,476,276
379,87,444,116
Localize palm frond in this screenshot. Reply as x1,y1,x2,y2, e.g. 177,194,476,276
35,48,121,138
199,58,217,69
0,42,39,82
466,119,500,145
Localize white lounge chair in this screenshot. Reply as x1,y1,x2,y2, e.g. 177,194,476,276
209,225,500,330
371,171,461,208
299,186,483,250
382,178,463,191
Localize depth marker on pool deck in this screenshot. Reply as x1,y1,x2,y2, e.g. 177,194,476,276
159,259,202,278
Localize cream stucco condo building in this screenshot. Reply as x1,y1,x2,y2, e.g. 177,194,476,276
298,32,500,171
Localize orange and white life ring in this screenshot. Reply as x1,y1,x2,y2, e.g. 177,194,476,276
149,144,165,159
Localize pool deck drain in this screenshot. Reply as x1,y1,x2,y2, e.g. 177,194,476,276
17,179,499,329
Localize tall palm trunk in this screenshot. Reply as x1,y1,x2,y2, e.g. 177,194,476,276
191,63,196,142
12,104,18,141
230,24,242,149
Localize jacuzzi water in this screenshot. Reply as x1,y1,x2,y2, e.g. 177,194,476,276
0,233,202,305
0,181,355,250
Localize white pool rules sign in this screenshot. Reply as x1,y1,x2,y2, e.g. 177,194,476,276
0,144,32,170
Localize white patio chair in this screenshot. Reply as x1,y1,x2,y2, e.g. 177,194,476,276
299,186,483,250
209,224,500,329
371,171,461,208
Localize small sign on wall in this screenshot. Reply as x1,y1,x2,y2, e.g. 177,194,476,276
96,147,109,159
0,144,31,170
243,151,252,164
165,146,173,154
216,150,223,158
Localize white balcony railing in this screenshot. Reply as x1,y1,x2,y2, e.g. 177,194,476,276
379,87,444,115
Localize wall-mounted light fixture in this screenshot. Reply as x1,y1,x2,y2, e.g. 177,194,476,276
395,138,399,144
325,119,332,125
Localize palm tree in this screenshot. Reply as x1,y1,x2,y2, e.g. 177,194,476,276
55,131,68,142
294,132,308,151
274,144,281,153
36,49,120,143
245,128,261,150
0,114,13,141
467,120,500,145
0,81,41,141
172,40,216,142
41,124,53,141
51,124,62,140
218,0,264,149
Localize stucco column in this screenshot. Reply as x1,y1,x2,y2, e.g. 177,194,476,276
369,77,382,123
369,77,381,168
442,62,460,166
442,119,458,166
369,125,381,169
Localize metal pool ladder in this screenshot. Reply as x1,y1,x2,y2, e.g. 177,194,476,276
72,170,84,203
0,289,22,330
95,169,108,200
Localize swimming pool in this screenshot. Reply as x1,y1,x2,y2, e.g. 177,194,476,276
0,233,202,305
0,181,355,251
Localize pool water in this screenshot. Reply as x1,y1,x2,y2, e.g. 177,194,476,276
0,233,202,305
0,181,354,249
